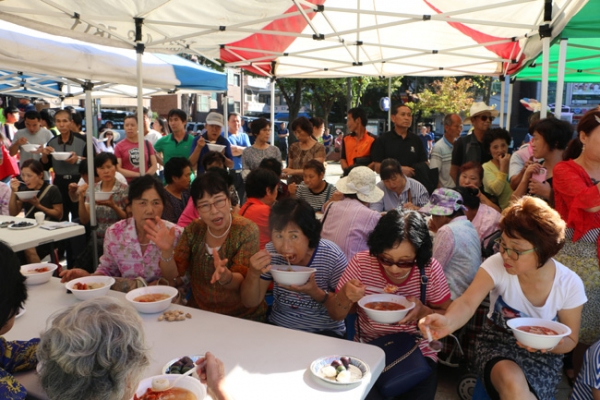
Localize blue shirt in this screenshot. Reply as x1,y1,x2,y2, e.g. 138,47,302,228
227,131,251,171
191,134,233,173
369,178,430,212
571,340,600,400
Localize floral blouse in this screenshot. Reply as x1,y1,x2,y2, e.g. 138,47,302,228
88,180,128,238
0,337,39,400
96,218,183,281
287,141,326,184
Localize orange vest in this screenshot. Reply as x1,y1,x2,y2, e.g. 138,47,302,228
343,132,375,166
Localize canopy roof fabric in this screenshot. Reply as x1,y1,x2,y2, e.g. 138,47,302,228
0,21,226,91
0,0,587,78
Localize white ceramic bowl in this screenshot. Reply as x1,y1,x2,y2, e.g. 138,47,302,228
125,286,178,314
506,317,571,350
94,191,114,201
270,265,316,286
207,143,226,153
65,276,115,300
15,190,39,200
20,263,58,285
132,374,206,400
358,294,415,324
52,151,72,160
21,144,40,152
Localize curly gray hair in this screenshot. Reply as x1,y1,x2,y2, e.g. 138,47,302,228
37,297,149,400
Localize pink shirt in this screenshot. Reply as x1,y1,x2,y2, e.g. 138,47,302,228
114,139,155,183
471,203,501,246
177,197,198,228
97,218,182,281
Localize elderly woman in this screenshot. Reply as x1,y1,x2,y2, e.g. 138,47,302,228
242,197,348,337
241,117,281,179
289,159,335,212
420,197,586,400
369,158,429,213
61,175,183,291
165,171,266,321
0,243,38,399
283,117,326,185
482,128,513,209
331,209,451,399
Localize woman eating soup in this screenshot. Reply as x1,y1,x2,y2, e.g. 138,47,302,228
242,197,348,338
283,117,325,185
420,196,586,400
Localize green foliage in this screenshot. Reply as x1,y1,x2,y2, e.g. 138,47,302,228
407,77,476,117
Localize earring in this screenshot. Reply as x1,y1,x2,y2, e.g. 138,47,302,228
582,144,586,153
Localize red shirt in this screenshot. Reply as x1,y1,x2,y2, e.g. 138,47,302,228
239,198,271,249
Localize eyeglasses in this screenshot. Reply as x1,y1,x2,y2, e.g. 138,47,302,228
477,115,495,122
197,197,228,213
494,238,536,261
377,255,415,268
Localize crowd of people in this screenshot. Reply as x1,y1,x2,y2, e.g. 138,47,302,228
1,99,600,400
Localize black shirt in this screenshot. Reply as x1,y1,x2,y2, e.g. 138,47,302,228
451,133,491,167
371,131,427,167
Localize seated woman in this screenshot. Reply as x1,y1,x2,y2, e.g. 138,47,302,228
421,188,481,299
239,168,279,249
331,210,451,399
162,157,192,223
420,196,586,400
60,175,184,291
242,198,348,338
289,159,335,211
455,186,501,252
168,171,266,321
482,128,513,210
241,117,281,179
0,243,39,400
259,157,290,200
37,297,229,400
9,159,63,263
369,158,430,213
511,118,572,203
0,181,10,215
571,338,600,399
458,161,501,212
115,114,158,184
321,166,383,262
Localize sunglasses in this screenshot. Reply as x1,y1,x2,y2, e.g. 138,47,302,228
377,255,415,268
477,115,495,122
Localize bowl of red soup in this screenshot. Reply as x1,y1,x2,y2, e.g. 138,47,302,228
20,263,58,285
65,276,115,300
125,286,178,314
506,317,571,350
358,294,415,324
133,374,206,399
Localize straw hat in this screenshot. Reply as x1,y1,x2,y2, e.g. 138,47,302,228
464,102,499,125
335,166,384,204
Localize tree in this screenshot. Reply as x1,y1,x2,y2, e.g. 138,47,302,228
305,79,348,128
407,77,476,118
276,78,305,124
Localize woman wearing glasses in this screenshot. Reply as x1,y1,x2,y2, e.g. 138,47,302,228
420,196,586,400
167,171,267,321
330,209,452,399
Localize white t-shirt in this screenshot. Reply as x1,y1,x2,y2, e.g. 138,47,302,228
483,253,587,322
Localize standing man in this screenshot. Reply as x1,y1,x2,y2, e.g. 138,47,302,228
142,107,162,146
226,112,250,203
450,102,498,183
2,106,19,144
419,124,434,159
371,104,427,176
9,111,54,181
189,112,234,173
277,122,289,161
430,114,462,188
154,109,195,167
340,107,375,171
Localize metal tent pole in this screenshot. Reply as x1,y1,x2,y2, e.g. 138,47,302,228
83,83,98,271
499,75,506,128
539,1,552,119
554,38,568,119
135,18,146,175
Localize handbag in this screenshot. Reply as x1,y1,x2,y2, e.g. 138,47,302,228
366,263,432,397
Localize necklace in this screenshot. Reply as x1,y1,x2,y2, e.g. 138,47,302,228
139,242,151,247
207,216,232,239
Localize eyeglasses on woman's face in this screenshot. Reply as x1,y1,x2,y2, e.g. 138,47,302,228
494,238,536,261
196,196,228,214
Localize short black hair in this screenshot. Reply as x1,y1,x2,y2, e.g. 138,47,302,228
290,117,313,136
380,158,403,180
164,157,192,184
0,243,27,329
455,186,481,209
309,116,324,129
128,175,167,206
532,118,573,151
259,157,283,177
201,151,226,171
303,159,325,175
250,117,270,136
167,108,187,122
483,128,511,151
2,106,18,118
367,209,432,271
348,107,368,127
71,112,83,128
94,152,118,170
40,109,55,128
392,104,412,115
190,170,230,205
269,198,321,248
246,168,279,199
54,109,73,121
24,110,41,121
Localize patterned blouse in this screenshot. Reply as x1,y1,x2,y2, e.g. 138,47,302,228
88,180,128,238
175,214,267,321
241,145,281,179
287,141,326,184
0,337,39,400
162,189,190,224
96,218,183,281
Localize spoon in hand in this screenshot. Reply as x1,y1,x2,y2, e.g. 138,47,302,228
424,326,443,353
151,367,195,392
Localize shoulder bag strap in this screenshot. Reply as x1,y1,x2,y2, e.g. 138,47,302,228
24,185,51,218
419,261,428,305
325,183,333,201
240,202,253,216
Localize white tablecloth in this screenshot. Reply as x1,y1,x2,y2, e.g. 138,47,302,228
7,278,385,400
0,215,84,252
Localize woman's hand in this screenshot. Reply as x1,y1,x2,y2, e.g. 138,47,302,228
288,182,297,196
210,247,230,285
77,183,89,199
523,162,541,179
95,197,116,208
516,339,563,354
341,279,365,303
23,196,40,207
498,153,510,172
418,313,452,340
59,268,91,283
143,216,177,252
249,250,272,274
195,352,228,400
9,178,20,193
528,180,551,199
398,296,426,325
280,273,319,296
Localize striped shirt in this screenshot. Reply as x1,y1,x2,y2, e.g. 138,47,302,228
336,251,451,361
429,137,455,188
262,239,347,335
369,178,430,212
295,182,335,212
570,339,600,400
